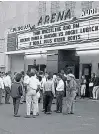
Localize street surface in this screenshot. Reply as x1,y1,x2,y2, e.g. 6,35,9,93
0,98,99,134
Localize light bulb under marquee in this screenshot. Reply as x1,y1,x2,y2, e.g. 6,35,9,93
25,54,47,59
77,49,99,55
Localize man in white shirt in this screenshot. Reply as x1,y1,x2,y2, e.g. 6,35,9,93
0,72,4,104
56,73,64,113
25,71,40,118
3,72,11,104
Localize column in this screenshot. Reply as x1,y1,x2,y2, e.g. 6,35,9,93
46,50,58,73
5,55,11,72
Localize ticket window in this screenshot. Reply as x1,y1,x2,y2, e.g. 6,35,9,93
28,64,46,72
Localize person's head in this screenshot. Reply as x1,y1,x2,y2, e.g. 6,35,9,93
0,71,2,77
39,71,43,76
5,72,8,76
8,71,11,75
81,75,85,79
60,70,65,75
1,72,4,77
67,69,72,74
15,73,22,82
57,73,62,81
26,70,29,76
45,72,48,78
30,70,36,77
67,75,71,82
31,68,36,73
48,72,53,78
21,71,24,76
47,74,53,80
14,72,17,76
3,72,6,77
91,73,95,78
38,75,42,82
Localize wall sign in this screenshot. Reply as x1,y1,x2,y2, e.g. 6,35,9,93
81,8,99,17
9,24,35,34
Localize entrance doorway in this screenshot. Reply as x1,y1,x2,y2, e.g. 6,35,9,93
58,50,80,79
82,64,92,97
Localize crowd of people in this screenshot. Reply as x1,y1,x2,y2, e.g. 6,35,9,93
0,69,99,118
0,69,77,118
80,73,99,100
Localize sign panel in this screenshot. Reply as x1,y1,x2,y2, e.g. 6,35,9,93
17,16,99,50
18,32,33,49
9,24,35,34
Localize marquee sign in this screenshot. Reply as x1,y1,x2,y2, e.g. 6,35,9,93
17,14,99,50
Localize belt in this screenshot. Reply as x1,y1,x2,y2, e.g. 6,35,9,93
5,86,10,88
45,90,52,92
29,87,36,90
56,90,64,92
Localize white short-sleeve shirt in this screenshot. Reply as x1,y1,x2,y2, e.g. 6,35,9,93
28,76,40,90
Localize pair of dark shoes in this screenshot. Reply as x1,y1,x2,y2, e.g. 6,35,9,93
45,111,52,114
56,110,62,113
5,102,10,104
24,115,36,118
63,112,74,115
42,109,45,112
14,114,20,117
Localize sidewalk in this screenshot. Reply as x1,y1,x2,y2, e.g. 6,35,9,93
0,98,99,134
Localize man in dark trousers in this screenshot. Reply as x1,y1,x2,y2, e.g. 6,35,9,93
60,70,67,97
56,73,64,113
11,73,23,117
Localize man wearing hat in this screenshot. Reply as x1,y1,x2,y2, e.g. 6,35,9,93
63,74,77,115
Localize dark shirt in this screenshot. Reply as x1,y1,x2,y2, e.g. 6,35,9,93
94,77,99,86
89,77,95,84
61,74,67,97
11,82,23,98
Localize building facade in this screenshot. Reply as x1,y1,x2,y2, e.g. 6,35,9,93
1,1,99,79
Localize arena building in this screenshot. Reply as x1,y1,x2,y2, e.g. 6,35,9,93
2,1,99,80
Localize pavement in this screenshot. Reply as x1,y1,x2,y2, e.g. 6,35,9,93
0,98,99,134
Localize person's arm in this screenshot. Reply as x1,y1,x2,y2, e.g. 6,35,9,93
18,85,23,96
52,82,55,97
69,80,75,92
43,83,45,93
1,79,4,90
36,80,40,93
84,79,86,84
8,77,11,89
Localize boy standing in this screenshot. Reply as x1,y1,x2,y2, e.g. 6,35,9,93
11,73,23,117
56,73,64,113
